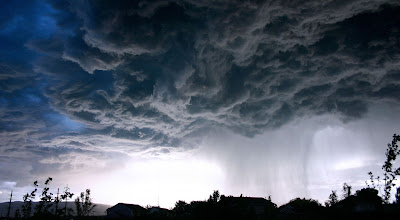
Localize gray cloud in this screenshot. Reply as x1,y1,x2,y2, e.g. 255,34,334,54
2,0,400,195
70,0,200,56
25,0,400,146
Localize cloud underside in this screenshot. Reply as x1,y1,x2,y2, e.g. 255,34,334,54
1,0,400,174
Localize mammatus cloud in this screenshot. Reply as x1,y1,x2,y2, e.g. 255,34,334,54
1,0,400,204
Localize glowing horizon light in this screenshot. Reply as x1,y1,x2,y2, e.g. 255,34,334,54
333,159,364,171
90,157,225,208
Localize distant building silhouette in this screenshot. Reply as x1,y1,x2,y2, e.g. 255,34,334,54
148,206,171,217
106,203,147,218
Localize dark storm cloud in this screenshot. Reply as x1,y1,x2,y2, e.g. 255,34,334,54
71,0,200,56
2,0,400,164
0,0,38,93
49,0,400,138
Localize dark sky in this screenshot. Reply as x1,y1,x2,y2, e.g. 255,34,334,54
1,0,400,207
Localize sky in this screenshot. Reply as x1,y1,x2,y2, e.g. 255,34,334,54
1,0,400,209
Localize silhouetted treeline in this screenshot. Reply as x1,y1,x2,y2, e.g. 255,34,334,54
2,177,97,220
3,134,400,220
104,188,400,220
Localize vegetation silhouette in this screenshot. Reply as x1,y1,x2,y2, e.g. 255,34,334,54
3,133,400,220
33,177,54,218
75,189,96,217
21,180,38,219
9,178,95,220
342,183,352,199
367,134,400,203
325,190,338,207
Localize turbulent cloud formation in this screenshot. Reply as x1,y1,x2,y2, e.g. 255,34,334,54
1,0,400,205
36,0,400,141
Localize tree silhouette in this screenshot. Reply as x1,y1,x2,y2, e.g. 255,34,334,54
382,134,400,203
34,177,54,217
75,189,96,217
7,190,12,219
284,197,323,214
325,190,338,207
60,185,74,216
208,190,220,204
368,134,400,203
342,183,352,199
173,200,188,216
21,180,38,218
